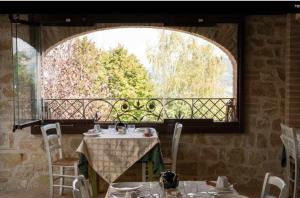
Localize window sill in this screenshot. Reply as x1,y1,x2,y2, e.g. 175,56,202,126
31,119,242,134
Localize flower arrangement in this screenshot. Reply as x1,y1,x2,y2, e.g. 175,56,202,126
93,111,102,124
93,111,102,132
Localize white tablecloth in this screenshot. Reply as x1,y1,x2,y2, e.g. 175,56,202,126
76,128,160,183
105,181,248,198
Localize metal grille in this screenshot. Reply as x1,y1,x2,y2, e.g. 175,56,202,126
42,98,236,122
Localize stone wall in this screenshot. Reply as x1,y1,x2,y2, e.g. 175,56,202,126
0,14,289,195
285,14,300,127
170,15,286,187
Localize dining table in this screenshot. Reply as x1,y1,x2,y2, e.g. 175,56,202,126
76,127,165,198
105,181,249,198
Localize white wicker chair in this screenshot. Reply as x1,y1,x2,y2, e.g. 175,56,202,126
261,172,288,198
280,123,300,198
163,122,183,172
41,123,79,198
72,175,92,198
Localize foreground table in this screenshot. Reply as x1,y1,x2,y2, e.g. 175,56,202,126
106,181,249,198
76,128,164,198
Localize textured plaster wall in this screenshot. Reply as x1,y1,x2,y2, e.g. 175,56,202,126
0,14,287,193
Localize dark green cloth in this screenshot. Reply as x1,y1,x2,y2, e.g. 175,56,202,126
78,144,165,179
78,153,89,178
140,144,165,175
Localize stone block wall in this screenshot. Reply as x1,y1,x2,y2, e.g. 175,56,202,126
161,15,286,188
285,14,300,127
0,14,293,195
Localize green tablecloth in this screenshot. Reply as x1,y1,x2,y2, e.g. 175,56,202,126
78,144,165,179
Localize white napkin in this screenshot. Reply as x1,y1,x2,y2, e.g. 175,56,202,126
219,194,249,198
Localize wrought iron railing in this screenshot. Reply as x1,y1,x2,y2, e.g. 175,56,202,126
42,98,236,122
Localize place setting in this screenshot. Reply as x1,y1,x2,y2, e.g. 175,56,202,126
201,177,249,198
83,111,102,137
83,128,102,137
109,183,144,198
206,176,234,195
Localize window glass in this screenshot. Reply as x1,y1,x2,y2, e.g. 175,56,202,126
12,23,41,127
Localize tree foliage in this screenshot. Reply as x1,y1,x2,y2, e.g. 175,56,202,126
42,37,154,99
146,31,228,98
42,31,232,121
102,46,154,98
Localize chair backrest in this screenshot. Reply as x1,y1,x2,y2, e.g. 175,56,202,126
41,123,63,165
280,123,300,198
280,123,300,161
261,172,288,198
171,123,183,172
72,175,92,198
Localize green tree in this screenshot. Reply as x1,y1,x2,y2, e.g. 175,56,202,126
14,50,37,120
147,31,229,120
146,31,228,98
42,37,154,121
43,37,153,99
73,37,110,98
15,51,34,84
101,46,154,98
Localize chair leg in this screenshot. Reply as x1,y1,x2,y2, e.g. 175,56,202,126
142,162,146,182
59,166,64,196
294,165,298,198
74,162,79,177
49,166,54,198
147,161,154,181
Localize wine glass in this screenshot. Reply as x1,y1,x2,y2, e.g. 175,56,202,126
127,124,135,134
108,125,116,133
183,181,198,197
149,182,163,198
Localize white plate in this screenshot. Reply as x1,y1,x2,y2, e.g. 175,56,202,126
135,128,146,132
83,132,101,137
135,128,154,133
209,186,233,193
111,183,142,192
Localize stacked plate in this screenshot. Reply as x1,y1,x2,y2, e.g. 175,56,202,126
111,182,142,192
210,186,233,192
83,129,101,137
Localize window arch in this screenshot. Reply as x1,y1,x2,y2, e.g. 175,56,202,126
41,27,237,122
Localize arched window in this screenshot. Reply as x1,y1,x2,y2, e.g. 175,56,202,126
41,28,237,123
11,14,243,133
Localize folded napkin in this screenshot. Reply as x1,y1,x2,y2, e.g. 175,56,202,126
88,129,97,133
165,188,182,198
219,194,249,198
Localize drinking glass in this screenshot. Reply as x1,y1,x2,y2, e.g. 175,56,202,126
150,182,163,198
183,181,198,197
108,125,116,133
94,124,101,132
127,124,135,134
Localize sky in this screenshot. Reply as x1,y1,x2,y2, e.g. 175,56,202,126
84,28,160,71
